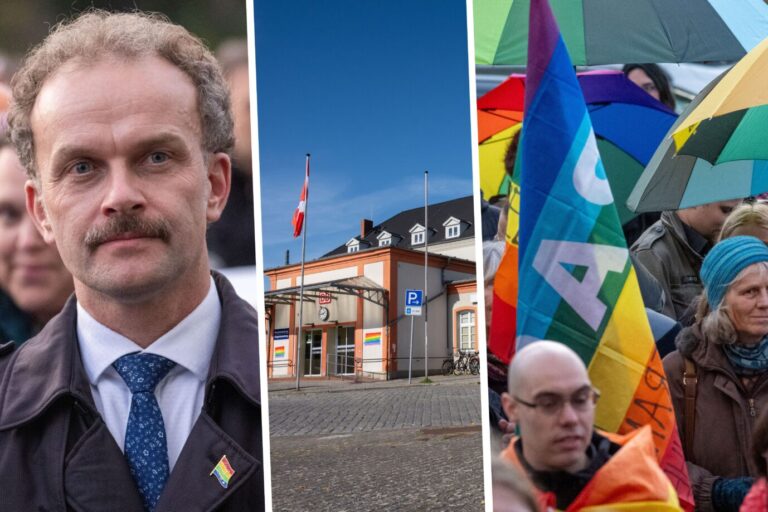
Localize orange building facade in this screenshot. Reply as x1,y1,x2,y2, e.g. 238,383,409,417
265,247,477,380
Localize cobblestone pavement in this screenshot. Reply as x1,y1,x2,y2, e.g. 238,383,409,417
269,379,482,436
269,379,485,511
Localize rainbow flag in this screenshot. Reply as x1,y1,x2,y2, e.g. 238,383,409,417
364,332,381,345
275,346,286,358
210,455,235,489
512,0,693,508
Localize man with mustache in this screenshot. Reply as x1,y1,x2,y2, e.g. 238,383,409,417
500,341,681,510
0,11,263,512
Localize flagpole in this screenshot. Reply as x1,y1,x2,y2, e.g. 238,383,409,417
424,170,429,380
295,153,310,391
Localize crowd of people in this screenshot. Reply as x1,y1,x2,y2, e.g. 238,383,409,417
488,64,768,512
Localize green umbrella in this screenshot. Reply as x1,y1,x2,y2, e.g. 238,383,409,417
629,37,768,212
474,0,768,65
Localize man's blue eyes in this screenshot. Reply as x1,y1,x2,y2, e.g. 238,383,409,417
72,162,92,174
68,153,169,175
149,152,169,164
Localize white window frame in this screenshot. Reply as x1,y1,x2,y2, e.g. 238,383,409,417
412,231,425,245
446,225,460,239
348,244,359,253
458,310,475,351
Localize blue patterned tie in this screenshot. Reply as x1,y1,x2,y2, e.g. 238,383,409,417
113,353,176,511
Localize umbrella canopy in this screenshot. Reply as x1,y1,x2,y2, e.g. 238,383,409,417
478,71,677,223
474,0,768,65
628,37,768,212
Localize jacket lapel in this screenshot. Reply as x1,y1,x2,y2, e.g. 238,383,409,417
63,420,145,512
156,412,259,512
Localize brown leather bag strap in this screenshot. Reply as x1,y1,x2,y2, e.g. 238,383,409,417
682,357,698,457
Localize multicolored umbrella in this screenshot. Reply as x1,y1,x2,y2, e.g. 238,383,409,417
629,36,768,212
474,0,768,65
479,71,677,224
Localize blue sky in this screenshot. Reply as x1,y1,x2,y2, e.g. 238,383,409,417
254,0,474,274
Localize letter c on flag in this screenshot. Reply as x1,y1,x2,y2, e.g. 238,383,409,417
573,129,612,206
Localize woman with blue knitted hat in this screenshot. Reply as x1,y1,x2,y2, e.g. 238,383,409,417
664,236,768,511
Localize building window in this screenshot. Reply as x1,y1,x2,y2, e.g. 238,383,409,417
446,225,460,239
348,244,359,253
458,310,475,351
412,231,425,245
379,237,391,247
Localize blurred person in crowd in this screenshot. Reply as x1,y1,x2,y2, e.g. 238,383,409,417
623,63,676,111
721,202,768,244
631,199,741,321
620,63,675,246
664,236,768,511
484,237,509,444
492,456,540,512
0,11,263,511
501,341,681,511
0,139,72,344
207,38,255,268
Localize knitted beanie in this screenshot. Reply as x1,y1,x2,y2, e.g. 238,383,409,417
700,235,768,308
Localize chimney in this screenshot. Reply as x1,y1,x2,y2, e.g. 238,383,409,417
361,219,373,238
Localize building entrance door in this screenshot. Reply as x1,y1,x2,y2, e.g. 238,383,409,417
335,326,355,375
304,329,322,376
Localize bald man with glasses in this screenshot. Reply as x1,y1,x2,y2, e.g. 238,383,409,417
499,341,682,511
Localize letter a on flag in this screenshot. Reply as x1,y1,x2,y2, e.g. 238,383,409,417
513,0,693,508
292,155,310,238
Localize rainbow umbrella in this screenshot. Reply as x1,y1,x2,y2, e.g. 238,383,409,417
479,71,677,224
629,36,768,212
475,0,768,65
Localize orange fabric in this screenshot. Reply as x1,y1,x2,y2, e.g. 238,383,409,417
501,426,681,511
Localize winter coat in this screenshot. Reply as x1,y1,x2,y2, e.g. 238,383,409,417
631,211,706,321
664,325,768,511
0,272,264,511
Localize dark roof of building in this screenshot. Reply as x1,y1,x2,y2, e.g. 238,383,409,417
324,195,474,257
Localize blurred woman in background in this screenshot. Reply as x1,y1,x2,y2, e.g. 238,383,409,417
0,139,73,344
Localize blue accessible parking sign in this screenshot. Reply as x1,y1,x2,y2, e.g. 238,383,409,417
405,289,423,306
405,289,423,316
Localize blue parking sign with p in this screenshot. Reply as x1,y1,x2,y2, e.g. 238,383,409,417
405,289,423,307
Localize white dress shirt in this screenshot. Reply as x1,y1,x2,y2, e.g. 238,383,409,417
77,276,221,470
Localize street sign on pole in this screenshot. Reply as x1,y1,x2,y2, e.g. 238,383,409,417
405,306,422,316
405,289,423,307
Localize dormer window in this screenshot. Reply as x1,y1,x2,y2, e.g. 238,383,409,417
443,216,462,240
377,230,393,247
346,238,360,253
409,223,426,245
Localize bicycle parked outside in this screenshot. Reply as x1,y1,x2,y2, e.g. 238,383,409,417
441,350,479,376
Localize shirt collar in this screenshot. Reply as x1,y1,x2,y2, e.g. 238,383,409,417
77,276,221,385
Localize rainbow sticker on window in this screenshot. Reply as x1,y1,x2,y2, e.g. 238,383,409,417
364,332,381,345
275,346,286,358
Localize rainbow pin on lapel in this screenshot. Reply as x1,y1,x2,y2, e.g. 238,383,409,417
210,455,235,489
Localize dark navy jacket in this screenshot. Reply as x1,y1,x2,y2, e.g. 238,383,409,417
0,272,263,511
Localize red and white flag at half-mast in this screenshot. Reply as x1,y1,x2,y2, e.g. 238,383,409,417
292,154,310,237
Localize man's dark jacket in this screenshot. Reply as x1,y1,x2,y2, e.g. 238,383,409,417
0,272,263,511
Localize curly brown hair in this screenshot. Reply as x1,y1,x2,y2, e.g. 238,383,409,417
8,9,234,180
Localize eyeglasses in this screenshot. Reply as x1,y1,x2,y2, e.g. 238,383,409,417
514,386,600,416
